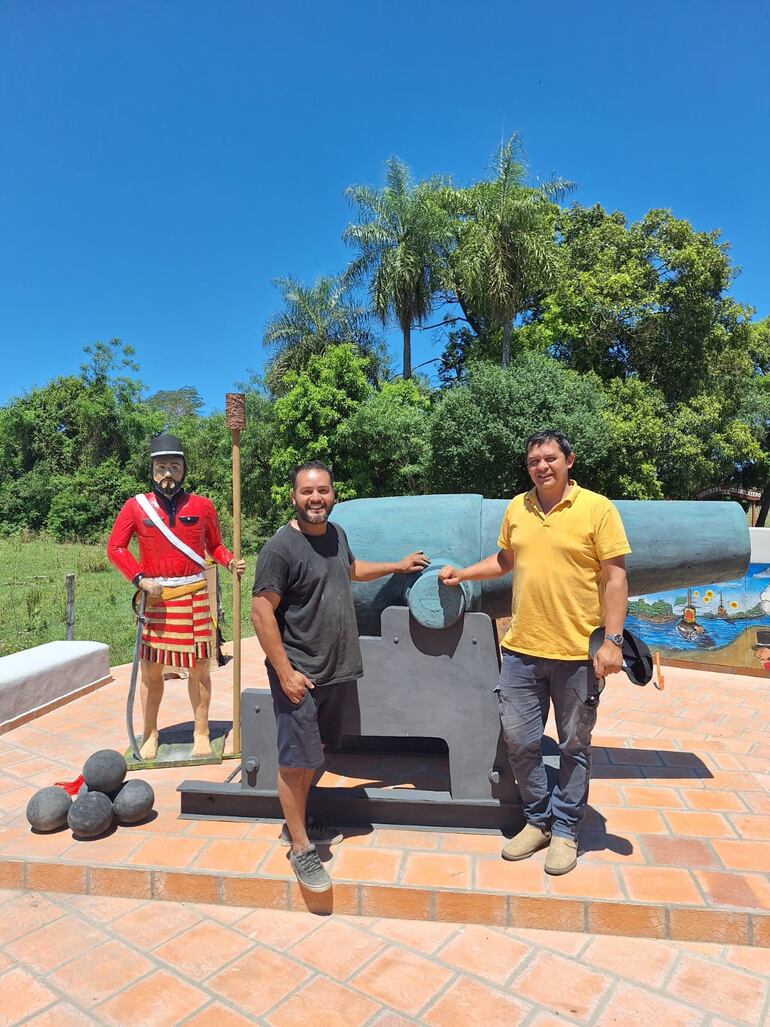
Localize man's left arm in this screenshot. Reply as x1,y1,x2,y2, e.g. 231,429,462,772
351,552,430,582
593,556,628,677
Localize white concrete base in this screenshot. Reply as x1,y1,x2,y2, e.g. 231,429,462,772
0,641,112,732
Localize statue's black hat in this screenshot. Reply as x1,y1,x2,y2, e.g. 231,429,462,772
149,434,185,460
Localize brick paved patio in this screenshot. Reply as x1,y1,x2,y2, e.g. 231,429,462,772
1,887,769,1025
1,637,769,947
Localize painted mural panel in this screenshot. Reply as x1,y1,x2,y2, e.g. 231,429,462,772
629,527,770,672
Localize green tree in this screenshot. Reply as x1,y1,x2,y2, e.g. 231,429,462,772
262,275,387,394
430,354,615,498
338,379,432,497
146,386,205,423
343,157,450,379
269,344,372,512
439,137,569,368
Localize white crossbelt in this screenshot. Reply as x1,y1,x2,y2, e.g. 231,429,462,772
135,493,208,570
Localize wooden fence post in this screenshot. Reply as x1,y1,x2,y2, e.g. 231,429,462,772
65,573,75,640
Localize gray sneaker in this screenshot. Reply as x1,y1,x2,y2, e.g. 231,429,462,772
288,844,332,892
280,817,343,847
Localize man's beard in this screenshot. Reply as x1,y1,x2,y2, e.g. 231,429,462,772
294,503,332,525
156,477,182,496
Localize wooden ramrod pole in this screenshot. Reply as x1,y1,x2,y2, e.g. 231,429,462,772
225,393,246,754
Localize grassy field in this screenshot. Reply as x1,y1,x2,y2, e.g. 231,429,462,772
0,537,257,666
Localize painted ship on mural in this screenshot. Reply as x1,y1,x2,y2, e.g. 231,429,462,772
627,561,770,670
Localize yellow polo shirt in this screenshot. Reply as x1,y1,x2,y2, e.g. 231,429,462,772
498,483,631,660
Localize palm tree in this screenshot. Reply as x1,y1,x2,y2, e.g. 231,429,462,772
262,275,386,392
343,157,450,379
452,136,571,368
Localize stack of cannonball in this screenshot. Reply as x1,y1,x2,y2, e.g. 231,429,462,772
26,749,155,839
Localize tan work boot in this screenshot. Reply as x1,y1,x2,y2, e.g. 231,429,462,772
544,835,578,875
502,823,551,862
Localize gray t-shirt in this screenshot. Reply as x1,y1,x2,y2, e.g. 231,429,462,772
251,522,363,686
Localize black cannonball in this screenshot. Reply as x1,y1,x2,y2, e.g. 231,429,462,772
26,786,72,832
82,749,127,794
67,791,114,839
112,779,155,824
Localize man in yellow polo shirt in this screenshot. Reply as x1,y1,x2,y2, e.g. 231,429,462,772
439,430,630,875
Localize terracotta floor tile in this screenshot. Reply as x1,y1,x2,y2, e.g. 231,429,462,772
728,813,770,840
153,919,254,979
183,901,250,924
694,870,770,909
287,918,384,980
422,975,530,1026
401,851,471,889
679,788,748,812
620,785,687,808
183,1003,256,1026
724,944,770,976
266,976,381,1027
664,810,737,838
513,951,612,1022
185,819,251,838
666,954,767,1022
127,834,206,867
547,863,623,900
330,846,403,884
235,907,324,950
207,946,311,1016
582,934,678,988
110,899,202,948
49,937,154,1007
512,926,589,955
712,839,770,873
435,923,529,984
61,893,146,923
603,807,670,834
96,968,209,1027
595,981,704,1027
191,838,273,873
259,843,297,878
63,830,148,864
373,828,438,849
621,866,704,905
640,834,720,869
475,854,547,894
439,831,507,855
0,892,64,943
350,948,453,1016
0,965,57,1023
6,913,108,972
23,1000,99,1025
369,917,459,954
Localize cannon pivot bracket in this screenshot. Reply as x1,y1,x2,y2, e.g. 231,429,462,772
179,607,522,831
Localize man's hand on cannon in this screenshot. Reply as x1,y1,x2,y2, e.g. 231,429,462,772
138,577,164,597
438,565,464,586
228,558,247,578
396,551,431,574
280,668,315,705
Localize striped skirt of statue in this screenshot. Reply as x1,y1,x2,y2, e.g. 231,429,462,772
140,586,212,668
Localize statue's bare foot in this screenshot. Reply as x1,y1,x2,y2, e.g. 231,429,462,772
139,731,159,760
192,732,213,757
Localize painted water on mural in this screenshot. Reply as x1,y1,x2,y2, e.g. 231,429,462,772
630,562,770,670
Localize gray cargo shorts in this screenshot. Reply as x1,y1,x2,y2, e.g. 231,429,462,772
266,666,353,770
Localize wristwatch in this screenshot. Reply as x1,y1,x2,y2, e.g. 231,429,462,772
605,632,624,648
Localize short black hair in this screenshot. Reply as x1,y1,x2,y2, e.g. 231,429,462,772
290,460,335,489
524,430,573,459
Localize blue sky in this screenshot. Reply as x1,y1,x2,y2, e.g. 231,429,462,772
1,0,769,410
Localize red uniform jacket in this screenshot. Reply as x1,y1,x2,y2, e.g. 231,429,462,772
107,491,233,582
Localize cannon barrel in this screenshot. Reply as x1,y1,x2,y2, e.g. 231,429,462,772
331,495,750,635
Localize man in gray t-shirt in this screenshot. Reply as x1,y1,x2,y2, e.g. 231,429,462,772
250,460,428,892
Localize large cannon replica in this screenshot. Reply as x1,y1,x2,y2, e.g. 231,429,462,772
179,496,749,829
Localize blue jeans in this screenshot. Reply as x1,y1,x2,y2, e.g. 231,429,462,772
497,650,598,840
